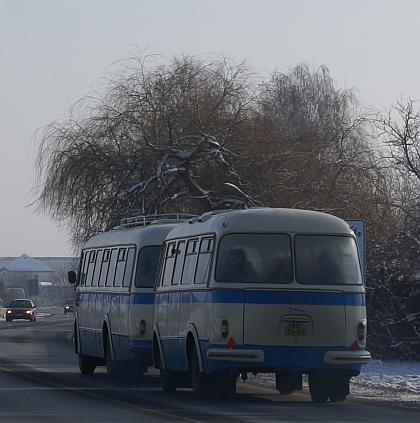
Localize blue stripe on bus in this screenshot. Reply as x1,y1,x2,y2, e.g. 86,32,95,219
130,293,154,305
344,293,366,306
247,291,365,306
78,292,154,305
161,290,366,307
79,289,365,307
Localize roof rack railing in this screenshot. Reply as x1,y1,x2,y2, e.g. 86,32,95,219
120,214,197,229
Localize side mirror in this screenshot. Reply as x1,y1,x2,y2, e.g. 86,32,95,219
68,270,77,284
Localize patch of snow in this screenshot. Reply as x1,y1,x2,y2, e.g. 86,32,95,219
350,360,420,408
253,360,420,408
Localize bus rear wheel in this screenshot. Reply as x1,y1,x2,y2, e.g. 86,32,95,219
308,371,349,403
191,345,211,399
159,355,177,392
106,344,122,380
329,393,347,402
78,353,96,374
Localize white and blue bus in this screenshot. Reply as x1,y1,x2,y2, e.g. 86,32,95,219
68,215,191,380
153,208,371,402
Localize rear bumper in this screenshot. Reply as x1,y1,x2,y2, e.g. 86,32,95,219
196,343,370,374
324,350,371,365
8,314,34,320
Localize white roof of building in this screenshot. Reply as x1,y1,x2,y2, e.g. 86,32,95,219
2,254,53,273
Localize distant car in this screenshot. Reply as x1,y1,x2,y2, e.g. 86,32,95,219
64,299,74,314
6,299,37,322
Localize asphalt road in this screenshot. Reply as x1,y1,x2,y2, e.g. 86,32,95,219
0,308,418,423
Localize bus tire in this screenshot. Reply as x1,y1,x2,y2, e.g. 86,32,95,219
276,371,301,395
159,355,177,392
308,373,329,403
329,373,349,402
106,343,121,381
329,393,347,402
191,345,211,399
78,353,96,374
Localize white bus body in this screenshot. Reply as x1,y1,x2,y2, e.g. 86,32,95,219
153,208,371,402
68,216,191,380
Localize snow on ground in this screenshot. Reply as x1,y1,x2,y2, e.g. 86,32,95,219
350,360,420,408
253,360,420,408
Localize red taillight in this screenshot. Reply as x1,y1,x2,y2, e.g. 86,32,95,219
221,319,228,338
357,322,365,342
140,319,146,336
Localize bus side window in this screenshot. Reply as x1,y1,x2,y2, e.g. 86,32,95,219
195,237,213,284
79,251,89,286
98,249,110,287
85,250,97,287
161,242,177,287
122,248,135,288
106,249,118,287
114,248,127,288
92,249,103,287
171,241,186,286
75,252,84,287
181,239,198,285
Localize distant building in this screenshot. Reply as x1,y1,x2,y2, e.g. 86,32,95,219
0,254,53,287
0,254,78,306
0,255,78,285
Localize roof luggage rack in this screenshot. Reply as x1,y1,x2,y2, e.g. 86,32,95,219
120,214,196,229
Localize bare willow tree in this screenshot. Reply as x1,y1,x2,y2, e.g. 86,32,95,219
246,64,391,226
33,54,261,248
33,57,392,251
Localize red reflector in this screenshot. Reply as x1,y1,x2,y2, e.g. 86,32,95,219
350,340,360,351
221,319,228,338
226,338,237,349
140,319,146,336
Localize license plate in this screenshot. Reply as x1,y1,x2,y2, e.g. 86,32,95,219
285,322,307,336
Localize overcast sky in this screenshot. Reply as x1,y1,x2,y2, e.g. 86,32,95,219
0,0,419,257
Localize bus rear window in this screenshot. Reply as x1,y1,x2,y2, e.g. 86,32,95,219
215,233,292,284
135,246,161,288
294,235,362,285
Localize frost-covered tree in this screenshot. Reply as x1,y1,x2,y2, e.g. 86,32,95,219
366,228,420,360
371,99,420,283
378,98,420,222
33,54,261,248
364,99,420,360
